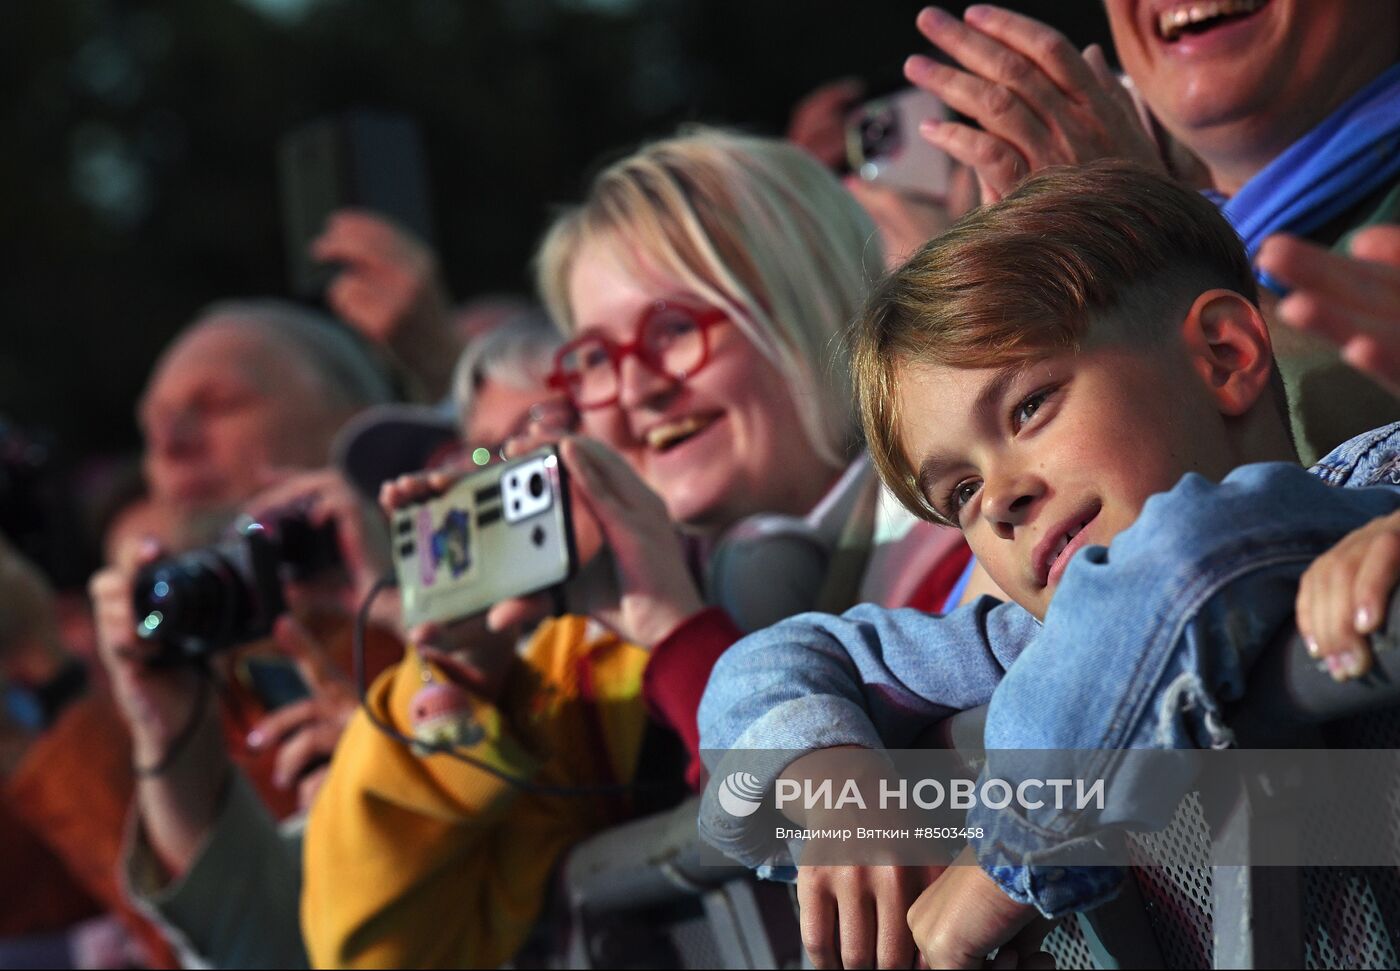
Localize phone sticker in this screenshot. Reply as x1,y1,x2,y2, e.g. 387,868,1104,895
430,507,472,579
416,506,436,588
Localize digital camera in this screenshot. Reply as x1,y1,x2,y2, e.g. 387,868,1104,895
131,511,341,661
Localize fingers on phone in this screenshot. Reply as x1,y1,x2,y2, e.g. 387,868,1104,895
485,594,551,633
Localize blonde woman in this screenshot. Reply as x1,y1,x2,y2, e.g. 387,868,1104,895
302,129,975,967
518,127,982,771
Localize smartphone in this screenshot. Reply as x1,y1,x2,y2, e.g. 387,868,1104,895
277,109,436,298
845,88,952,201
392,446,576,628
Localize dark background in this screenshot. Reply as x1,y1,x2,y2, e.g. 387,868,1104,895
2,0,1114,458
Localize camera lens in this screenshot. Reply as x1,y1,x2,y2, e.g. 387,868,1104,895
861,106,899,158
529,472,545,498
131,544,261,658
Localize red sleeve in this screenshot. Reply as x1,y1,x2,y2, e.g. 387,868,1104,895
642,607,744,791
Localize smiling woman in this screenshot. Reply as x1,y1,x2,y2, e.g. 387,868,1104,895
295,128,980,971
538,128,874,533
534,127,978,770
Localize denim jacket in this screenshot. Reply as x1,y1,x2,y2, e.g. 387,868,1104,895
697,422,1400,913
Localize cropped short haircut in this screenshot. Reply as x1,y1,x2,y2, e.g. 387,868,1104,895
851,159,1278,523
195,299,397,412
451,305,561,427
536,127,884,468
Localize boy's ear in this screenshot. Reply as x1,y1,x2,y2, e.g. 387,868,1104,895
1179,289,1275,417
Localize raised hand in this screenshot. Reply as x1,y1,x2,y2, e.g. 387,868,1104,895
313,208,459,399
1256,226,1400,396
905,4,1162,203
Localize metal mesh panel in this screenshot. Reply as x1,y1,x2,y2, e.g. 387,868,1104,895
665,912,728,970
1125,791,1214,970
1299,707,1400,969
1302,869,1400,969
1041,913,1100,970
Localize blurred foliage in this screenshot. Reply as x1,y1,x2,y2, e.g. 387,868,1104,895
0,0,1111,457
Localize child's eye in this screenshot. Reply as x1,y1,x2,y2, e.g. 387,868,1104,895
1012,387,1056,431
944,478,981,520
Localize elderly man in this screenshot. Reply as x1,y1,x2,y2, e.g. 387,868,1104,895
133,299,395,547
9,299,396,967
93,306,574,968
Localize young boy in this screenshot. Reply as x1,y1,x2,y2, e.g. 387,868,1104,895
697,159,1400,968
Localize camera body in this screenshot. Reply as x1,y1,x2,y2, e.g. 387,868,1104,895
132,512,340,661
845,88,952,201
393,445,576,628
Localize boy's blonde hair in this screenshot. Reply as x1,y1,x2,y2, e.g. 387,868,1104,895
851,160,1271,524
536,127,884,468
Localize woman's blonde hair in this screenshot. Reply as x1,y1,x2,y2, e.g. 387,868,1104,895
535,127,883,467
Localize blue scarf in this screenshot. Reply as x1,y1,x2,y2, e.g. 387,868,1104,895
1221,61,1400,282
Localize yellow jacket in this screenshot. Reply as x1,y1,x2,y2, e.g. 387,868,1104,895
301,615,649,968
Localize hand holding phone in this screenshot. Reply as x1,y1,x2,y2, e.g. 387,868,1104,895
391,446,577,628
488,438,704,650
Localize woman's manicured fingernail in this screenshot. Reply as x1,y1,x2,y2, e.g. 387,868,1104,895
1326,656,1346,681
1305,636,1321,658
246,729,265,750
1356,605,1376,632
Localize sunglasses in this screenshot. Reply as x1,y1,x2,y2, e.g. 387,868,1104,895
547,301,729,410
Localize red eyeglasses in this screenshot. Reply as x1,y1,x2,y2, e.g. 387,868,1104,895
547,301,730,410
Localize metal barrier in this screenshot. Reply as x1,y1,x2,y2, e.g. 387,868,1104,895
561,588,1400,969
976,585,1400,970
560,795,803,968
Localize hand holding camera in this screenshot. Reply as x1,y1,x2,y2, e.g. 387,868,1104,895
242,468,393,618
91,540,228,876
128,468,392,662
95,540,217,766
786,77,867,170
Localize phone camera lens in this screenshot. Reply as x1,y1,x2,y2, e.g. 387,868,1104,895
529,472,545,498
